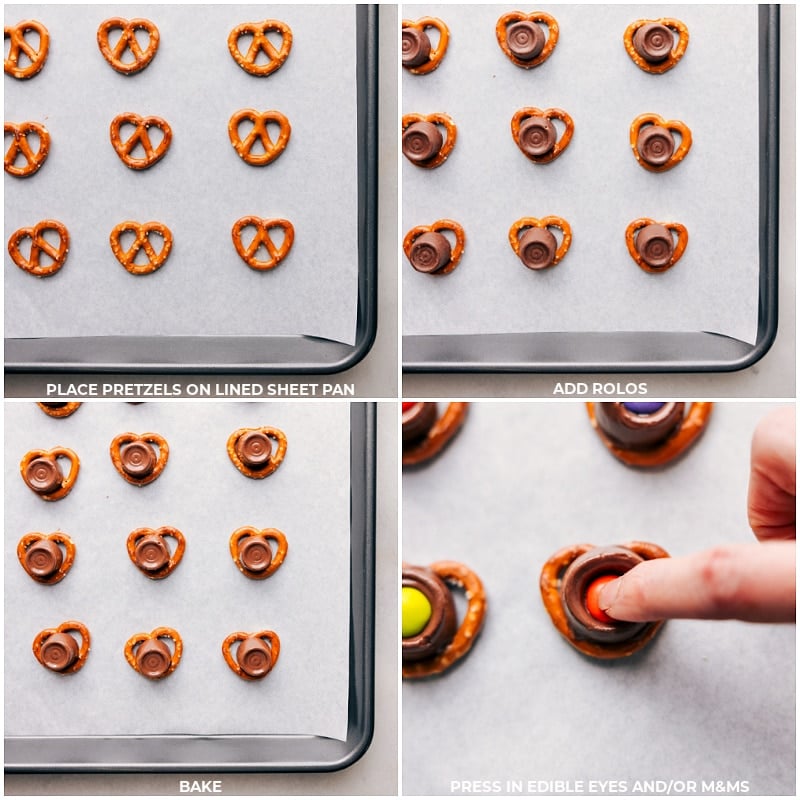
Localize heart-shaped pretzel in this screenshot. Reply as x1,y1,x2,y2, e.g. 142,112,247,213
625,218,688,273
402,17,449,75
8,220,70,278
110,432,169,485
109,221,173,275
402,402,468,466
124,627,182,679
4,121,50,177
97,17,160,74
228,20,292,77
495,11,559,69
624,18,689,74
20,447,80,501
126,526,186,579
508,216,572,269
230,527,289,580
222,630,281,680
403,220,465,276
231,217,294,271
403,561,487,679
36,402,82,418
110,113,172,170
630,113,692,172
511,107,573,164
401,113,457,169
17,532,76,584
540,542,669,659
587,402,713,468
228,109,291,166
226,426,288,479
32,620,90,674
4,20,49,79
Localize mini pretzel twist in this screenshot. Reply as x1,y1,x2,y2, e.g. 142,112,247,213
231,217,295,270
4,121,50,177
4,20,49,79
109,221,173,275
401,113,457,169
402,403,468,466
402,17,449,75
228,109,291,166
32,620,90,674
403,561,487,678
228,20,292,76
109,113,172,170
230,527,289,580
124,627,182,679
7,220,70,278
97,17,160,74
226,426,288,478
403,220,465,275
495,11,559,69
586,402,713,468
37,402,81,418
508,216,572,268
511,107,574,164
540,542,669,659
19,447,80,501
222,630,281,680
630,113,692,172
17,532,76,584
110,432,170,485
624,18,689,74
625,217,689,273
126,526,186,579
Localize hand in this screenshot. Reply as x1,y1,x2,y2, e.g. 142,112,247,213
598,407,795,623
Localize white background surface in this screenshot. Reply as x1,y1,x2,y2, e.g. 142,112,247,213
403,4,760,344
5,401,351,740
403,402,795,796
4,4,359,344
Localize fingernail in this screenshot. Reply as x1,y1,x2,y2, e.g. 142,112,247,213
598,576,623,616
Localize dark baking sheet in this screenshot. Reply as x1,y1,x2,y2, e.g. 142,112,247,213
403,5,779,373
5,402,375,772
5,5,378,374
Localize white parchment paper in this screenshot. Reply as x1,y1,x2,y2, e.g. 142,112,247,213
4,4,358,345
403,402,794,795
5,401,351,740
403,5,761,345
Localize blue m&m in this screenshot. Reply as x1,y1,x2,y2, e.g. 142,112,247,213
622,402,665,414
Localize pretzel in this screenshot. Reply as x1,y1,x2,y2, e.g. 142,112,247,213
228,109,291,166
4,121,50,177
4,20,49,79
231,216,294,270
401,113,457,169
124,627,182,679
508,216,572,269
402,17,449,75
110,432,169,485
20,447,80,501
586,402,713,468
624,18,689,74
403,561,486,678
109,221,173,275
625,218,688,273
32,621,90,674
540,542,669,659
402,402,468,466
495,11,558,69
8,220,70,278
110,113,172,170
229,527,289,580
403,220,465,275
226,426,287,479
126,526,186,580
97,18,160,74
228,20,292,77
17,532,76,584
36,402,81,418
511,107,573,164
222,630,281,680
630,113,692,172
